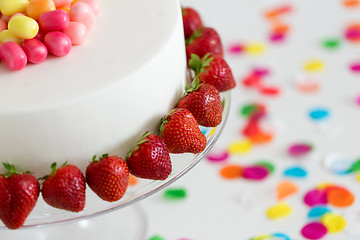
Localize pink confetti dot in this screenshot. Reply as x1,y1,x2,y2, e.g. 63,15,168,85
228,43,244,55
242,165,269,180
301,222,328,240
288,143,313,157
304,189,328,207
206,150,229,163
356,95,360,106
252,67,270,77
350,62,360,73
269,32,286,42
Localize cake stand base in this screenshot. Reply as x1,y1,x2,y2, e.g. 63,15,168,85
0,203,147,240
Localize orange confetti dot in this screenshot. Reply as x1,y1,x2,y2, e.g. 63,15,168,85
264,5,292,19
326,186,355,207
249,132,273,144
128,174,138,186
271,22,291,34
276,180,299,200
297,81,320,93
219,164,243,179
343,0,359,7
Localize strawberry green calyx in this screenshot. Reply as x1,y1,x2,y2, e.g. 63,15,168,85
185,28,203,45
188,53,213,75
41,161,67,180
92,153,109,162
159,109,176,137
2,162,21,178
184,76,203,95
126,131,151,160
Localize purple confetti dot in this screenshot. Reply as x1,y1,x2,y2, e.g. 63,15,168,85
304,189,328,207
301,222,327,240
288,143,313,157
242,165,269,180
252,67,270,77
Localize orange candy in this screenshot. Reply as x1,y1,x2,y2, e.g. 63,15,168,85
25,0,56,20
343,0,359,7
276,180,298,200
326,186,355,207
219,164,243,179
249,132,273,144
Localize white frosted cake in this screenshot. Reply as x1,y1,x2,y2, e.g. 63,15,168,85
0,0,187,177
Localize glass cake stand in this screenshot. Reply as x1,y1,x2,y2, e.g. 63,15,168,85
0,92,230,240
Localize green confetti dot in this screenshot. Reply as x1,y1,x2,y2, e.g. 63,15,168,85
240,104,262,118
322,38,341,49
255,160,275,173
163,188,187,200
349,158,360,172
148,235,166,240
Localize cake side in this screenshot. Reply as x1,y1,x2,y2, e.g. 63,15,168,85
0,0,187,177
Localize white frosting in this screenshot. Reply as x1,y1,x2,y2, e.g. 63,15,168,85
0,0,186,177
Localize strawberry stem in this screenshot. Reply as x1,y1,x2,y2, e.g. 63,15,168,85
126,131,150,160
2,162,21,178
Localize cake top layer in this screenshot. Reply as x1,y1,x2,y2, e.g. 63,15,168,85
0,0,181,113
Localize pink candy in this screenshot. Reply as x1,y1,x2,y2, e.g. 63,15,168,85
70,2,96,30
63,21,88,45
44,31,72,57
80,0,100,16
39,10,70,31
22,39,48,64
0,42,27,71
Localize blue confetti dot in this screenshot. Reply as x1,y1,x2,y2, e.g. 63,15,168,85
308,206,331,219
309,108,330,121
283,166,308,178
272,232,291,240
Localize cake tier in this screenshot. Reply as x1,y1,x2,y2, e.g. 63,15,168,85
0,0,186,177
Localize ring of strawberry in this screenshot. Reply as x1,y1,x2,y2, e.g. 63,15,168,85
0,163,40,229
185,27,223,62
41,162,86,212
160,108,207,154
177,77,223,127
182,7,203,39
188,53,236,92
86,154,129,202
126,132,172,180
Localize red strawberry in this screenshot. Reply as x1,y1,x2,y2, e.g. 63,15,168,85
189,53,236,92
185,27,223,61
86,154,129,202
182,7,203,39
126,132,172,180
160,108,207,154
0,163,40,229
177,79,223,127
41,162,86,212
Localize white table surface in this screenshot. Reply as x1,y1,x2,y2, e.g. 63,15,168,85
141,0,360,239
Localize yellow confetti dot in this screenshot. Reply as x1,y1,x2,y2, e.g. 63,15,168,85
316,182,333,189
321,212,347,233
304,59,324,72
266,202,292,220
356,173,360,182
228,139,252,154
245,41,266,55
252,235,273,240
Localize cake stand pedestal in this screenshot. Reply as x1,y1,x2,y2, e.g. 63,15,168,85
0,93,230,239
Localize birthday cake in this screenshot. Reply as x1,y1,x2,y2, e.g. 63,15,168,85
0,0,187,177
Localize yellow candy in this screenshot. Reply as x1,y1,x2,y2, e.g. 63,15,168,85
0,0,29,16
245,41,266,55
266,202,292,220
25,0,56,20
321,212,346,233
304,59,324,72
228,139,252,154
8,15,39,39
0,30,22,44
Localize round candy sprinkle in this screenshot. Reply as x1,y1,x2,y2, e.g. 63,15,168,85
287,143,313,157
308,108,330,121
356,94,360,106
283,166,308,178
271,232,291,240
321,212,347,233
350,158,360,172
350,62,360,73
343,0,360,7
308,206,331,219
255,160,275,173
301,222,327,240
219,164,243,179
250,234,272,240
304,59,324,72
242,165,269,180
227,43,244,55
325,185,354,207
206,150,229,163
276,180,298,200
148,235,166,240
322,38,341,49
240,103,265,118
253,67,270,77
163,188,187,200
266,202,292,220
356,173,360,182
228,139,252,154
245,41,266,55
269,32,286,42
304,189,328,207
